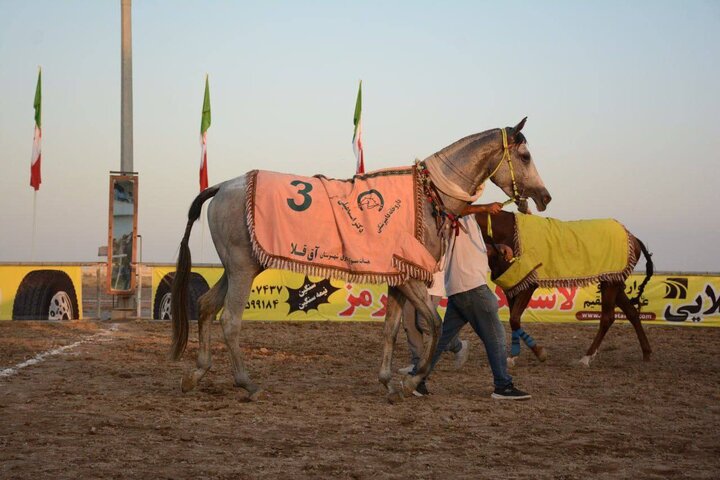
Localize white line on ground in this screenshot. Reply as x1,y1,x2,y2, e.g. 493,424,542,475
0,324,119,380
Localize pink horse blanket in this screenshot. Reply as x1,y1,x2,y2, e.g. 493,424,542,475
246,167,437,285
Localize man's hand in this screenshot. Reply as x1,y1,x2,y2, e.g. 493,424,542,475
487,202,503,215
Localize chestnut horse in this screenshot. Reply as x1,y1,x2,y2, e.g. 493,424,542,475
170,119,552,401
476,211,653,366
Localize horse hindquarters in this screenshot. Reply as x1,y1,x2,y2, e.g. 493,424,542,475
614,235,653,361
206,179,264,399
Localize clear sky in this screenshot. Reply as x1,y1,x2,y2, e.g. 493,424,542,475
0,1,718,272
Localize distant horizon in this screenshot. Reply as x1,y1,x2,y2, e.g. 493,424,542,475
1,1,718,272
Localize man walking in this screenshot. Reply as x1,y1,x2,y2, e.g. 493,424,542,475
412,202,531,400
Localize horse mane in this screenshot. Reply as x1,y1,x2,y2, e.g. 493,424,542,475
435,129,499,158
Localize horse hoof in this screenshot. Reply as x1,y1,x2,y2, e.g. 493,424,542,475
387,391,404,404
400,378,417,398
643,352,652,362
378,372,393,391
507,356,517,368
534,346,548,362
181,373,196,393
241,386,263,402
578,355,593,367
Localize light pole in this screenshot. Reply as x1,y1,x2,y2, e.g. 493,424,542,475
121,0,133,174
112,0,136,318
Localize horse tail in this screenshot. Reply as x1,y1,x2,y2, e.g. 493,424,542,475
170,185,221,360
630,237,654,309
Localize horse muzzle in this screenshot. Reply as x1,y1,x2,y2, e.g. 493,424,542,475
530,188,552,212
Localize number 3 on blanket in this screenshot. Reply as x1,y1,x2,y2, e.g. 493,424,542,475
286,180,313,212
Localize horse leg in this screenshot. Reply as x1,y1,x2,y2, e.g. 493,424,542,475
399,300,423,372
378,287,406,402
506,288,545,364
181,273,228,392
507,295,521,364
580,283,619,366
397,280,440,397
617,289,652,361
219,270,262,400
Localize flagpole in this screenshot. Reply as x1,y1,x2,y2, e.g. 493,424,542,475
201,72,206,263
352,80,364,174
30,65,42,261
198,72,210,264
31,190,37,261
200,205,205,263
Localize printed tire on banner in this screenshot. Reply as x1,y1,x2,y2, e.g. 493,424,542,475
12,270,80,320
153,272,209,320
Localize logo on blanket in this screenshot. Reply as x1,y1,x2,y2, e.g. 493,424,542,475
286,275,340,314
357,189,384,211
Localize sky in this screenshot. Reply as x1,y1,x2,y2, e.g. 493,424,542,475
0,1,718,272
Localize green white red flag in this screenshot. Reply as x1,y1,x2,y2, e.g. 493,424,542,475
30,69,42,191
199,75,211,192
352,81,364,174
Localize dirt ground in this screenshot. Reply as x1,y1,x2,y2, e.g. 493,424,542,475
1,319,719,479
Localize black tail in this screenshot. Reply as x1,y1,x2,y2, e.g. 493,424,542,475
170,185,220,360
630,238,654,309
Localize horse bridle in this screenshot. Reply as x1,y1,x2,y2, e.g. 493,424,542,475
488,128,526,206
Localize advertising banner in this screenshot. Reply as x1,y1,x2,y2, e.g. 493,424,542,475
0,266,83,320
491,274,720,327
151,267,720,326
152,267,388,322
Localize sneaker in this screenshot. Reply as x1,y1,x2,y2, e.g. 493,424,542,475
454,340,470,369
412,381,430,397
398,364,415,375
491,384,531,400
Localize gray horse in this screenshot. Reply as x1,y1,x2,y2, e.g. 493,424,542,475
170,118,552,401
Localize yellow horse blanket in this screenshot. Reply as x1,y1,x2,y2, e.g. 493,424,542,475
507,213,635,296
246,167,437,286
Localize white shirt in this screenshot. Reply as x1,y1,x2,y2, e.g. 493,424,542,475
427,269,446,297
444,216,489,297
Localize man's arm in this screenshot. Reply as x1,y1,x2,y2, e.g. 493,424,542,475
460,202,503,216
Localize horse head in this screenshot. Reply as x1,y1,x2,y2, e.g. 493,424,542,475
424,117,552,214
487,117,552,213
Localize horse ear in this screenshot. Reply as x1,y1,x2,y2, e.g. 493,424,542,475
510,117,527,138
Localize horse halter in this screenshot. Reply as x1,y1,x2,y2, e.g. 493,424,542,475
488,128,525,206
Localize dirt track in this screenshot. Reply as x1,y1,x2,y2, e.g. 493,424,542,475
1,319,719,479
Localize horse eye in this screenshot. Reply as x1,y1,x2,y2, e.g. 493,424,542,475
519,152,531,164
